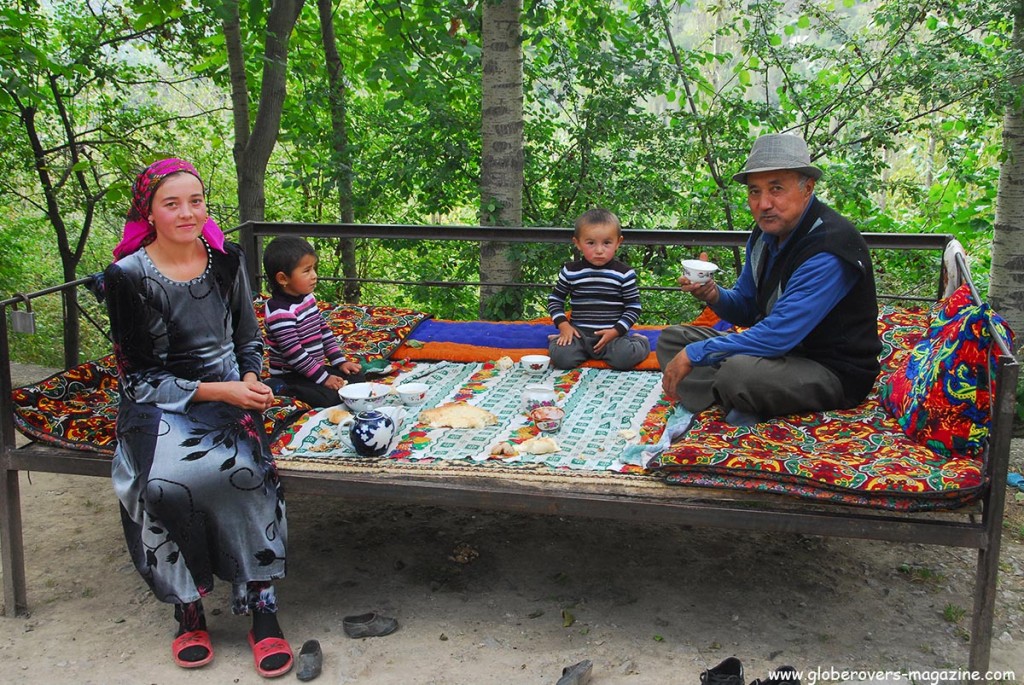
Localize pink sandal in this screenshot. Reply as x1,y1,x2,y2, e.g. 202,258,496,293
172,629,214,669
247,630,294,678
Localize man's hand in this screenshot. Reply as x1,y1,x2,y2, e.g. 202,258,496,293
661,349,693,400
679,251,720,306
592,328,620,353
554,322,580,346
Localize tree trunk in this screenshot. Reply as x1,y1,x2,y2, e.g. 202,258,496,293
19,101,91,368
317,0,360,302
478,0,525,320
991,2,1024,349
224,0,305,279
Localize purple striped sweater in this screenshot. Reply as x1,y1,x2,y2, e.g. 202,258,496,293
264,293,348,383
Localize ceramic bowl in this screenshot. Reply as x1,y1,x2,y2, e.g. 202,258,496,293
520,354,551,374
529,406,565,433
681,258,719,284
394,382,429,406
338,382,390,412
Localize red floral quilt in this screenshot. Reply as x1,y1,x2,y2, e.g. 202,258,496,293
653,304,992,510
10,303,429,453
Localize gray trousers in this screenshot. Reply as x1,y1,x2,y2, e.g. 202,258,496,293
549,331,651,370
655,324,846,417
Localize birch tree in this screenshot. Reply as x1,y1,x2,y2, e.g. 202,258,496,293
991,1,1024,345
479,0,524,320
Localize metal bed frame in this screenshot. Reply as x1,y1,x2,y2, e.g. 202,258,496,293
0,224,1018,674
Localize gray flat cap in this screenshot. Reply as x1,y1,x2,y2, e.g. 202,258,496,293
732,133,822,184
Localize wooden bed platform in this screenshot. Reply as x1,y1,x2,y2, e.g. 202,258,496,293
1,223,1018,674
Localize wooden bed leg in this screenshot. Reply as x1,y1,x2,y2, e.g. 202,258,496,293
969,544,999,675
967,356,1019,676
0,466,29,616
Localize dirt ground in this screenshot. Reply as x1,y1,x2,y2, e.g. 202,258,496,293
1,363,1022,685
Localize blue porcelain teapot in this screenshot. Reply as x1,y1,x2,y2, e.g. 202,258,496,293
348,409,396,457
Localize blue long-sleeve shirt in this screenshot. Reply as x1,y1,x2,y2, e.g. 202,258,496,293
686,233,859,366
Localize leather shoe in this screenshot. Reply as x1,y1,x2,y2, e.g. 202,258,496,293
701,657,744,685
556,659,593,685
295,640,322,682
342,612,399,638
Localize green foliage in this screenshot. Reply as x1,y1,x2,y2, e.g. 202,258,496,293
0,0,1019,369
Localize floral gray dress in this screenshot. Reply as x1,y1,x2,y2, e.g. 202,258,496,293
104,241,286,608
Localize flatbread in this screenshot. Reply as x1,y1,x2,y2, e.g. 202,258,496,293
418,402,498,429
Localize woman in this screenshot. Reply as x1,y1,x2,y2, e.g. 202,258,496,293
104,158,292,677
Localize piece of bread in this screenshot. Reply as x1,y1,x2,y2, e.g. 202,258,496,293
519,436,559,454
490,442,519,457
325,407,353,425
419,402,498,429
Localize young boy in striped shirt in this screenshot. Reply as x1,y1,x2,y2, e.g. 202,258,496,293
546,208,650,370
263,236,364,407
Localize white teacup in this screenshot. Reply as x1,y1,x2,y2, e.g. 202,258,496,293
520,354,551,374
681,258,719,284
394,382,429,406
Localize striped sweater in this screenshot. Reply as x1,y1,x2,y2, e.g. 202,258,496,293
264,292,348,383
547,257,642,335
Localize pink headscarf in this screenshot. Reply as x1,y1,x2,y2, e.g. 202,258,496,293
112,158,226,260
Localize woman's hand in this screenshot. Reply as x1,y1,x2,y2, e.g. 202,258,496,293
196,374,274,410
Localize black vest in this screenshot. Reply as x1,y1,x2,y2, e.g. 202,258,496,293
748,199,882,406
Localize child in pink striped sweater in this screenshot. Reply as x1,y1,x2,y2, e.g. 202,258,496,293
263,236,364,407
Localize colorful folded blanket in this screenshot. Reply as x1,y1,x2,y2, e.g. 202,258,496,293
393,317,663,370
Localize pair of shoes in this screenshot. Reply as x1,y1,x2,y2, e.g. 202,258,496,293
295,639,323,682
556,659,593,685
701,657,744,685
342,612,399,638
172,629,214,669
750,665,800,685
246,630,294,678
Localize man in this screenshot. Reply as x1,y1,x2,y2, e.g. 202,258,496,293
657,133,881,424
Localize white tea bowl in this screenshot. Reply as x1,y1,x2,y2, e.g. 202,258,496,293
681,258,719,284
520,354,551,374
394,382,429,406
338,382,391,412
